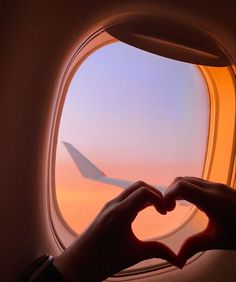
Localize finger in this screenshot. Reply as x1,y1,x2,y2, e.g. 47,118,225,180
120,186,166,220
182,177,218,189
178,230,215,267
164,179,208,212
169,176,212,189
116,180,163,202
164,177,186,211
139,241,180,268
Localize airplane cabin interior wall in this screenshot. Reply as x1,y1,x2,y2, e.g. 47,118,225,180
0,1,235,281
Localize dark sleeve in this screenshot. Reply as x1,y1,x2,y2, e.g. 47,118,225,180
33,262,66,282
18,255,66,282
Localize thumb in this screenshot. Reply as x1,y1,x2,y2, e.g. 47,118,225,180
178,230,215,267
139,241,180,268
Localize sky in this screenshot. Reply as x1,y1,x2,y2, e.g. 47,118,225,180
55,42,209,240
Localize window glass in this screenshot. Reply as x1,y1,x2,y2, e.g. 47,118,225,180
56,42,209,240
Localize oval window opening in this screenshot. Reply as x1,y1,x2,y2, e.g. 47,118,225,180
55,42,209,241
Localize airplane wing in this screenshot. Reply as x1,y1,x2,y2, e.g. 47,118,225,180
62,141,191,206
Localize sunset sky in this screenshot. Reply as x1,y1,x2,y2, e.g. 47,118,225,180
55,42,209,240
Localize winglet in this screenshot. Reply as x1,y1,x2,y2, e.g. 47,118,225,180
62,142,106,179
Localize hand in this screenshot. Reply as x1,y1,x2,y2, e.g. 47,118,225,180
54,181,179,282
164,177,236,267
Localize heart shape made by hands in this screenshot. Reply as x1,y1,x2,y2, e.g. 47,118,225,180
132,177,236,269
133,203,209,268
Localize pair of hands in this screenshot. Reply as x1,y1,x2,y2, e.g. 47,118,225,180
54,177,236,282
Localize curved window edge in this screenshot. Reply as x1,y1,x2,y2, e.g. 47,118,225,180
47,28,236,278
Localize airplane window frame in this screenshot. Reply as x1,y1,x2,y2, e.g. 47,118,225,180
47,29,236,279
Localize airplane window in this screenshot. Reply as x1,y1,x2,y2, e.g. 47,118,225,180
55,42,209,241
